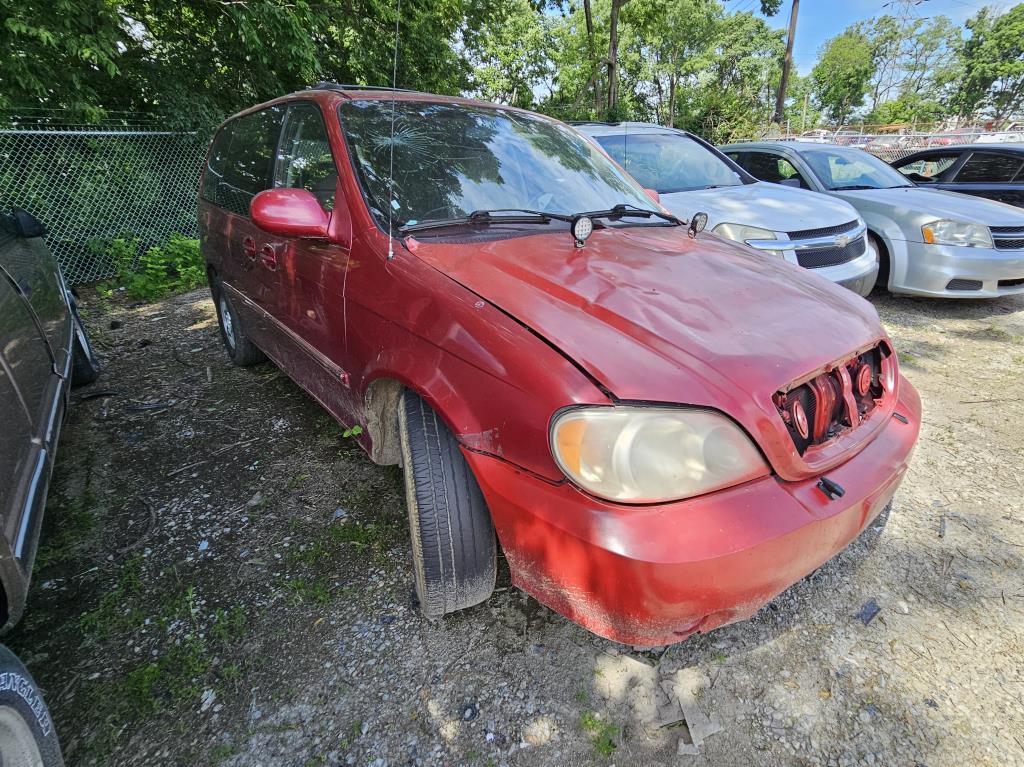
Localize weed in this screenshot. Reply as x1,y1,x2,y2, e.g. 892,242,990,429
712,650,728,663
211,606,247,646
35,491,99,570
342,424,363,438
286,472,310,490
285,578,332,605
579,711,617,756
210,744,236,761
575,689,589,704
79,555,145,637
104,234,204,300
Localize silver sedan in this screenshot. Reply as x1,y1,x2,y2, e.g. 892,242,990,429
722,141,1024,298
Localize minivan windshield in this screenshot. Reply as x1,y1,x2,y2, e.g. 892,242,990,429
338,100,656,231
593,132,744,193
800,147,913,190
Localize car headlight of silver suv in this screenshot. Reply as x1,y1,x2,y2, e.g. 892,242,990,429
712,222,783,257
921,219,993,249
550,406,769,504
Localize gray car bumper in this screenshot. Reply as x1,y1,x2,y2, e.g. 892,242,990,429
893,241,1024,298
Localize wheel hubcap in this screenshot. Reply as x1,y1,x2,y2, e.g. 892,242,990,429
219,296,236,350
0,706,45,767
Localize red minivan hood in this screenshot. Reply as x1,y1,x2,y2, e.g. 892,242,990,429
407,225,887,479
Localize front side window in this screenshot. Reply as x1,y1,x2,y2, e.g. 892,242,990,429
274,102,337,211
218,105,286,216
595,133,742,193
896,154,956,182
954,152,1024,183
801,148,913,191
338,101,653,230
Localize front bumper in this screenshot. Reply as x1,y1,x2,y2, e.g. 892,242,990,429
894,240,1024,297
817,248,878,297
466,375,921,646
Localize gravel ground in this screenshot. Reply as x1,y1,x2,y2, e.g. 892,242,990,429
8,286,1024,767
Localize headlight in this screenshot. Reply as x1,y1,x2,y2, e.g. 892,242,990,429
550,406,769,504
713,222,783,257
921,219,993,248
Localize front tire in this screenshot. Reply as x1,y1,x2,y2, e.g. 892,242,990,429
0,645,64,767
398,390,496,617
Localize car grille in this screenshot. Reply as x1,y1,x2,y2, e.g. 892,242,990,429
774,342,892,456
787,219,859,240
796,236,865,268
991,226,1024,250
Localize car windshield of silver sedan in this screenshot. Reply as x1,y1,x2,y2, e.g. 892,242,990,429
338,100,657,233
595,132,743,193
801,148,914,191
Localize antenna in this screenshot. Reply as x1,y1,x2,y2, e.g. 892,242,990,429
386,0,402,260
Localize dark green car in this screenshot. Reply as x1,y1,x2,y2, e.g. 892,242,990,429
0,208,100,766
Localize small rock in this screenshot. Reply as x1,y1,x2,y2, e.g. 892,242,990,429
856,599,881,625
462,702,479,721
198,540,209,552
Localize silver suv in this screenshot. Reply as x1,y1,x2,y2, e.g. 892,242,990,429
574,122,879,296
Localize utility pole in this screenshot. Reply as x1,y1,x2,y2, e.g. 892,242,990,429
773,0,799,124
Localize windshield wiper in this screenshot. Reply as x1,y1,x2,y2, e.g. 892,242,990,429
398,208,570,235
830,184,876,191
579,203,682,226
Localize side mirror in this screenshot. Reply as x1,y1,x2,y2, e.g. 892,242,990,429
644,188,661,204
779,178,802,188
251,188,329,239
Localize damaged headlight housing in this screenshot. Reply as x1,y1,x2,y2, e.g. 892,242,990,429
550,406,769,504
921,219,993,248
712,222,783,257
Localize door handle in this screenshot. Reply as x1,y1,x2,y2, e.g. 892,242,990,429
259,244,278,271
242,236,257,260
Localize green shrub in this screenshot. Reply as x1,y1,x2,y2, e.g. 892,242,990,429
106,233,204,300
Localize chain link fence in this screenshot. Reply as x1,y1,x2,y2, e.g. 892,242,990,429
735,127,1024,164
0,124,207,283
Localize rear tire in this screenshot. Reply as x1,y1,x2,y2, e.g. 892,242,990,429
398,390,496,617
68,297,100,387
212,281,265,367
0,644,64,767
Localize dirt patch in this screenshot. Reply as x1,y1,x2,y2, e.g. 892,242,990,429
8,287,1024,767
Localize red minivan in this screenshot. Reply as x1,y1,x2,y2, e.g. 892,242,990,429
198,84,921,646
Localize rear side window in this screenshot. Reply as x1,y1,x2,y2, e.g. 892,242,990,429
214,105,286,216
274,102,337,211
955,152,1024,183
200,127,231,204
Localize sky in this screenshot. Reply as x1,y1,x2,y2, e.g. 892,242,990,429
747,0,1012,75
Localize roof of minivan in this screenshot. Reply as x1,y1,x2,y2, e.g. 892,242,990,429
223,84,527,126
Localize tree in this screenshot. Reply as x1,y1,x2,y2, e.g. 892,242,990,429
606,0,632,118
622,0,717,126
0,0,123,118
951,4,1024,124
470,0,552,108
1,0,507,131
811,30,874,125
